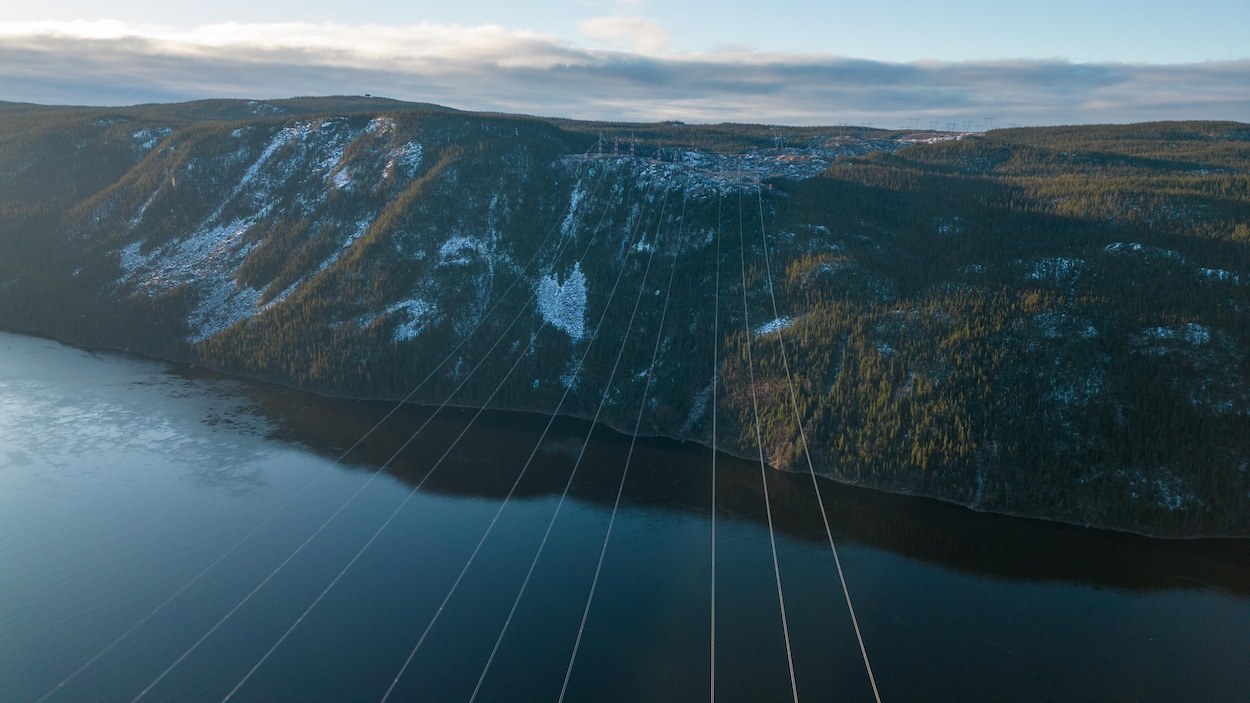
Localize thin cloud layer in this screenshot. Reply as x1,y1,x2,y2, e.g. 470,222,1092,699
0,21,1246,125
579,16,671,53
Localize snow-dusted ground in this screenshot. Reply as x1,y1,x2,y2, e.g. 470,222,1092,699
1026,257,1086,286
1115,468,1204,511
567,135,911,192
383,142,423,180
1198,267,1242,284
438,235,492,267
537,263,587,341
131,127,172,151
1103,241,1183,261
119,218,264,342
388,299,434,341
1136,323,1211,350
560,182,586,239
754,316,795,336
117,118,373,341
1029,312,1098,340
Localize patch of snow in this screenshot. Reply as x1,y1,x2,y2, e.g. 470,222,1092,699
188,283,260,343
754,316,795,336
398,143,423,169
680,380,714,435
561,181,586,238
537,263,588,341
332,168,352,190
558,358,582,390
1115,468,1203,511
128,189,161,232
1031,312,1097,340
118,241,152,276
131,127,172,151
325,219,371,269
118,217,264,342
438,235,490,267
1048,370,1103,407
1140,323,1210,346
388,299,434,341
1198,267,1241,284
261,279,304,311
265,218,375,309
1103,241,1183,261
366,117,396,135
1105,242,1144,254
1026,257,1085,285
248,102,283,115
383,142,423,179
205,123,309,223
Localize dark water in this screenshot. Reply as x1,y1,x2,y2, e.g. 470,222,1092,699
2,330,1247,702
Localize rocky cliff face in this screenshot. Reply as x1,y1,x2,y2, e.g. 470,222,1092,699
2,98,1248,536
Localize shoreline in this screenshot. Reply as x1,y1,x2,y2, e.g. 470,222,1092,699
3,323,1245,542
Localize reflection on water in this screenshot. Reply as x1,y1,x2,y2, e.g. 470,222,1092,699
0,336,275,495
3,330,1248,702
228,371,1250,597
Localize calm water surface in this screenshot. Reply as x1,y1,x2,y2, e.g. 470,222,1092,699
1,330,1247,702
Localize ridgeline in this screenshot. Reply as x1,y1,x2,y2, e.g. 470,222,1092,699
2,97,1247,536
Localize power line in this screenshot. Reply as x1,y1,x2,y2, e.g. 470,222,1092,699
711,192,722,703
223,168,630,703
557,190,686,702
35,159,606,703
754,186,882,703
126,164,610,703
223,310,542,702
467,182,674,703
737,186,799,703
374,165,634,703
135,280,538,703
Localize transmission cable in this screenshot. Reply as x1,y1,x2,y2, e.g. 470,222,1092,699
736,187,800,703
557,189,685,702
376,163,639,702
218,165,628,702
127,161,608,703
223,304,543,702
466,179,673,703
753,185,881,702
710,192,723,703
34,159,605,703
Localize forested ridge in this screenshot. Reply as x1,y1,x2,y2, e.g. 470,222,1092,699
1,97,1246,536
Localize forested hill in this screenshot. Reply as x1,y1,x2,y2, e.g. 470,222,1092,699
1,97,1247,537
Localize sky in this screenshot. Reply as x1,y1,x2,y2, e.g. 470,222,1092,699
1,0,1248,125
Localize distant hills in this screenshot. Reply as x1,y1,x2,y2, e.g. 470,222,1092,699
1,97,1247,537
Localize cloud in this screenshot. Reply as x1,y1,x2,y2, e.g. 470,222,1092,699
0,21,1246,126
578,15,670,53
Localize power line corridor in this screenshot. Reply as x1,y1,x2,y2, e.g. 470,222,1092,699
35,166,882,703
